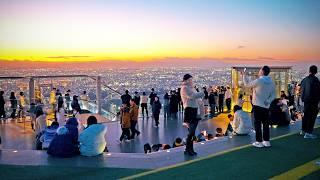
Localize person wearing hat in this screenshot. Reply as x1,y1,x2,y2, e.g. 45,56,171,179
180,74,204,156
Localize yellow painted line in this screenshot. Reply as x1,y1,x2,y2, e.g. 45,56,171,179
271,159,320,180
121,126,320,180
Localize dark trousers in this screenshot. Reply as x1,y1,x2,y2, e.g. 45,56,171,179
302,102,319,134
10,108,16,119
154,113,160,126
226,98,232,112
130,121,140,139
253,105,270,142
0,107,5,118
184,107,198,152
209,104,216,117
141,103,148,117
218,100,224,113
120,128,131,141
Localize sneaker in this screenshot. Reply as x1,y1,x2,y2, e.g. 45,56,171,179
299,130,305,136
125,139,131,142
262,141,271,147
136,132,141,136
304,133,317,139
154,125,158,128
252,142,264,148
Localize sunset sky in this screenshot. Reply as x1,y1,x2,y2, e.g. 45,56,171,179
0,0,319,63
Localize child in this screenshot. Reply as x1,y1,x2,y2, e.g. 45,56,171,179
119,103,131,142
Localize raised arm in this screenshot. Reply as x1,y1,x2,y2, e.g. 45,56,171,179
242,74,259,88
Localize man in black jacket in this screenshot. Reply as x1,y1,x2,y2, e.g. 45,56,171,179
301,65,320,139
121,90,132,107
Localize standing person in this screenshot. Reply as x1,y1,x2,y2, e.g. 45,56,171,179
49,88,57,111
300,65,320,139
237,94,245,108
18,92,27,122
163,92,170,119
56,103,66,126
71,95,81,112
65,90,71,112
133,91,140,108
149,88,157,107
177,88,183,112
119,103,131,142
29,103,36,130
152,96,162,128
80,91,89,110
202,87,209,116
218,86,225,113
181,74,204,156
35,107,47,136
140,92,148,118
130,99,140,139
208,89,216,117
0,91,5,120
243,66,275,148
169,91,179,118
225,86,232,112
121,90,132,107
10,92,17,120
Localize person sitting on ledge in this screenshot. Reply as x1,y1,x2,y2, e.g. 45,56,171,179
172,137,184,148
215,128,224,137
232,105,252,135
163,144,171,150
40,121,59,150
79,116,107,157
152,144,161,152
47,117,79,158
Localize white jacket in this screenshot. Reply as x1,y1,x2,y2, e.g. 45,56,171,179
232,110,252,134
56,110,65,126
243,75,276,108
79,124,107,156
181,82,204,108
35,115,47,135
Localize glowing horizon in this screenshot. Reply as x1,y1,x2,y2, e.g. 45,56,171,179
1,0,320,63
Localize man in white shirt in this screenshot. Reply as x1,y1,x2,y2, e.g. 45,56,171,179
242,66,276,148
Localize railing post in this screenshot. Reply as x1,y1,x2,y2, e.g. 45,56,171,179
96,76,102,114
29,77,35,104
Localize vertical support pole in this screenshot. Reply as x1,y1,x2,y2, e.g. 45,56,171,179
29,77,35,104
96,76,102,114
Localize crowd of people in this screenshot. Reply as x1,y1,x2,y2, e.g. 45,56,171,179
0,65,319,159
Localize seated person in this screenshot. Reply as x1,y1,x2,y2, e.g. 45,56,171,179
172,137,184,148
232,105,252,135
162,144,171,150
152,144,162,152
215,128,224,137
269,98,290,126
40,121,59,149
79,116,107,156
47,117,79,158
144,143,152,154
207,133,214,140
225,114,234,136
197,133,206,142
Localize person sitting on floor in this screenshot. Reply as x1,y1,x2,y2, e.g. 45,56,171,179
269,98,290,126
225,114,234,136
152,144,162,152
47,117,79,158
79,116,107,156
40,121,59,150
215,128,224,137
197,132,206,142
172,137,184,148
144,143,152,154
232,105,252,135
162,144,171,150
207,133,214,140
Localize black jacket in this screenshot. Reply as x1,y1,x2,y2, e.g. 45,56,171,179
301,74,320,103
152,101,162,114
208,93,215,105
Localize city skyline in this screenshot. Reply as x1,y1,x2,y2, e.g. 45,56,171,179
1,0,320,65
